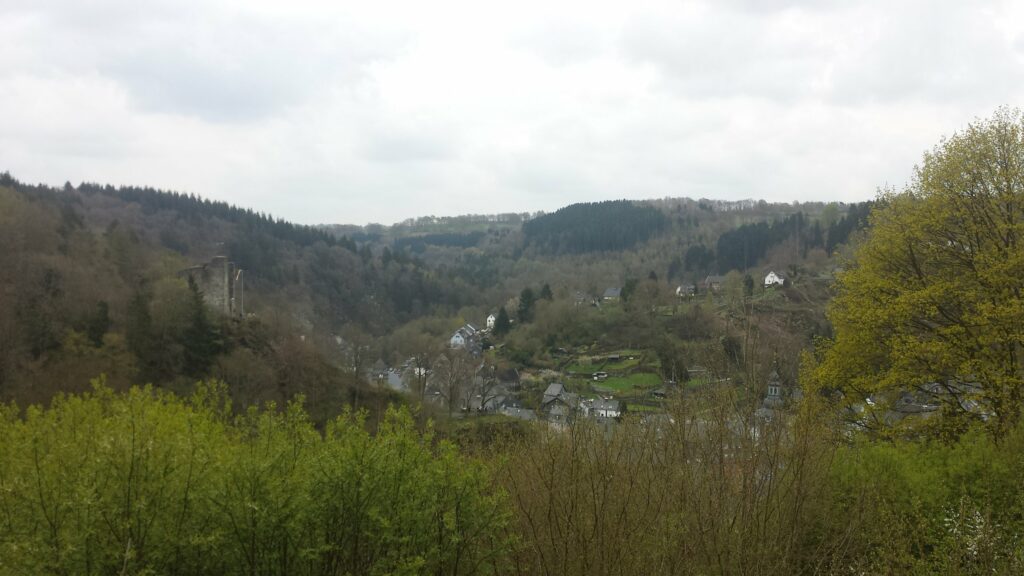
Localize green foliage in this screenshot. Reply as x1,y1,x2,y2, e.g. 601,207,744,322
125,286,157,378
714,205,870,274
825,202,872,256
493,307,511,336
498,393,836,574
815,107,1024,438
820,426,1024,574
621,277,639,302
684,243,715,274
182,276,220,378
517,287,535,323
84,301,110,347
0,177,402,412
393,231,485,251
720,334,742,365
653,336,688,382
539,283,553,301
522,200,669,254
0,383,511,575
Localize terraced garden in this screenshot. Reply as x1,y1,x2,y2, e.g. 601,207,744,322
557,349,670,412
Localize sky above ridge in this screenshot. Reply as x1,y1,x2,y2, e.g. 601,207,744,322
3,0,1024,224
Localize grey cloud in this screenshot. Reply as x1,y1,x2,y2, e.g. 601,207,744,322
107,50,307,122
107,19,400,122
619,9,832,102
513,22,610,67
711,0,846,14
2,1,401,123
621,0,1024,107
362,131,457,164
825,3,1024,106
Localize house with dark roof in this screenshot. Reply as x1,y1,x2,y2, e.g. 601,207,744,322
875,380,988,427
500,404,537,421
704,275,726,293
449,324,482,355
675,284,696,298
591,398,622,419
603,287,622,301
540,382,579,424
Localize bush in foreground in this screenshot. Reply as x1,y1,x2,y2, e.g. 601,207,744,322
0,380,510,575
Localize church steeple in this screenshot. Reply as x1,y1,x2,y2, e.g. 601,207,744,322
763,364,784,409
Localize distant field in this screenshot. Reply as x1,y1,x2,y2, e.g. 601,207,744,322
564,361,600,374
597,372,662,392
564,349,654,374
604,357,642,371
601,349,646,371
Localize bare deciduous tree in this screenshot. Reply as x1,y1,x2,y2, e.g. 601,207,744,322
432,348,476,416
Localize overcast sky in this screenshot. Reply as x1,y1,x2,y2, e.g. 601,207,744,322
3,0,1023,225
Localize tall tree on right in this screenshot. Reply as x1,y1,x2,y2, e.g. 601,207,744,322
493,307,511,336
813,108,1024,439
183,276,220,379
432,348,476,416
517,288,536,323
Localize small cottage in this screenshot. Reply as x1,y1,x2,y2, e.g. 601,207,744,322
704,275,725,293
675,284,696,298
764,270,786,288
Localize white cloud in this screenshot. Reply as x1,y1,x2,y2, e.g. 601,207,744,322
1,0,1023,224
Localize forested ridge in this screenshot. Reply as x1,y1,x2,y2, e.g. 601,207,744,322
714,204,871,273
0,173,475,418
521,199,669,254
0,169,870,412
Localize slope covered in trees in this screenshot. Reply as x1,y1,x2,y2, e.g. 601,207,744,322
0,170,871,413
715,207,871,273
522,200,669,254
0,174,481,414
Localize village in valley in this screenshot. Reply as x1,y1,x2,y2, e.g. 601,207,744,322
362,269,804,428
177,250,959,434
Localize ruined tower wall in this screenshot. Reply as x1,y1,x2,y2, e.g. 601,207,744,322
204,256,231,315
233,269,244,316
180,256,243,316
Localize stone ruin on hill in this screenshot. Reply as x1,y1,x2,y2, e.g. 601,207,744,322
178,256,244,317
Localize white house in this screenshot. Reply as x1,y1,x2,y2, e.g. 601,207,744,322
449,324,479,349
486,314,496,330
764,270,786,288
675,284,696,298
449,331,466,348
